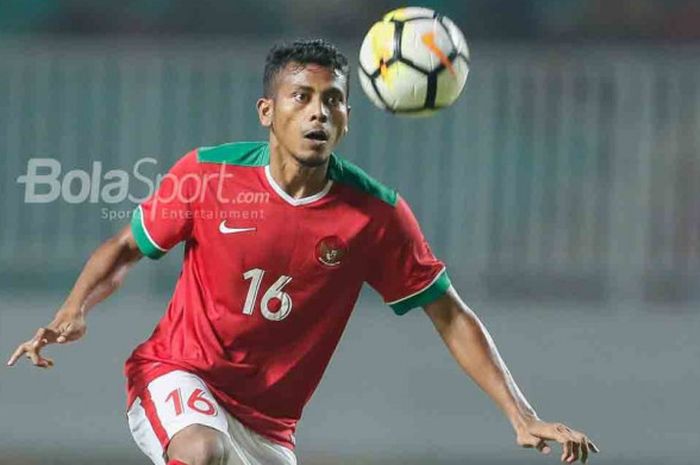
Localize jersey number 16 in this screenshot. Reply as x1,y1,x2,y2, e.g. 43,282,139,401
241,268,293,321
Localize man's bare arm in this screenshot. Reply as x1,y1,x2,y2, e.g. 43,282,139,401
7,224,143,368
423,286,599,464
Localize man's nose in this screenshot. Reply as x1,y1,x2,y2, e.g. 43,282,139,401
310,97,329,122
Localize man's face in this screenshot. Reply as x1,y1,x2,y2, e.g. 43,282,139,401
258,62,349,167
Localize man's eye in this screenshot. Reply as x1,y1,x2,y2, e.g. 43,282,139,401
327,96,342,106
294,93,308,102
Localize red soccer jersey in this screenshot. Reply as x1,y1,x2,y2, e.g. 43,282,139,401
125,141,450,449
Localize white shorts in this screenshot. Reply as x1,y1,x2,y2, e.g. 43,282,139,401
126,370,296,465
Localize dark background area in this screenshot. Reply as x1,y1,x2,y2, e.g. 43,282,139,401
3,0,700,40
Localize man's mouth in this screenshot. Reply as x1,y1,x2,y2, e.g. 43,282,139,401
303,129,330,142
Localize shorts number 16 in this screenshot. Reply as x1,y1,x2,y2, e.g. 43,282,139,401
165,388,217,417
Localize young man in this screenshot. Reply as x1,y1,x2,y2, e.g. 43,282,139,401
7,40,598,465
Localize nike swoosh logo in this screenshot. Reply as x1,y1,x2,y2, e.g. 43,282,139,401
219,221,257,235
421,31,456,77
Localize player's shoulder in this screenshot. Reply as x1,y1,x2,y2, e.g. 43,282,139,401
328,153,398,208
196,140,268,167
190,141,399,208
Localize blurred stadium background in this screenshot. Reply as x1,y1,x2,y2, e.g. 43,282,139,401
1,1,699,464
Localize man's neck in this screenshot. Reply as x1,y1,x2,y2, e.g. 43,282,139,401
267,140,330,200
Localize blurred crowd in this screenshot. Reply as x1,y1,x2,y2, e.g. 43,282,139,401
1,0,700,40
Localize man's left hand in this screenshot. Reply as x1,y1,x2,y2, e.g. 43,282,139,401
515,418,599,463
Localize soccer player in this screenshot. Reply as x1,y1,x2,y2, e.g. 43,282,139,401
7,40,598,465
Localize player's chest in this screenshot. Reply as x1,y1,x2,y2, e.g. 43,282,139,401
194,200,371,281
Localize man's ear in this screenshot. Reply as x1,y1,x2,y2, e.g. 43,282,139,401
257,97,273,128
344,105,351,135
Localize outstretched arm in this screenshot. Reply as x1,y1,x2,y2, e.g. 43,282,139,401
424,286,599,464
7,224,143,368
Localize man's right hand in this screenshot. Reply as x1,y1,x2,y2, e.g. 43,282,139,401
6,309,87,368
6,224,142,369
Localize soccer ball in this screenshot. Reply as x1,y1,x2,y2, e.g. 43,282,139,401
358,7,470,116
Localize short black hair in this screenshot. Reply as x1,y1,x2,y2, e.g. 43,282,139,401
263,39,350,98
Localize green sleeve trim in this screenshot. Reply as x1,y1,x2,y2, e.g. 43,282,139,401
131,206,166,259
389,269,451,315
328,154,398,206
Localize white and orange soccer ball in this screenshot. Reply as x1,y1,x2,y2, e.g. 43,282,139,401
358,7,470,116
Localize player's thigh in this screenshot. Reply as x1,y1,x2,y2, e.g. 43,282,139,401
127,369,295,465
167,424,233,465
167,422,294,465
127,370,230,465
